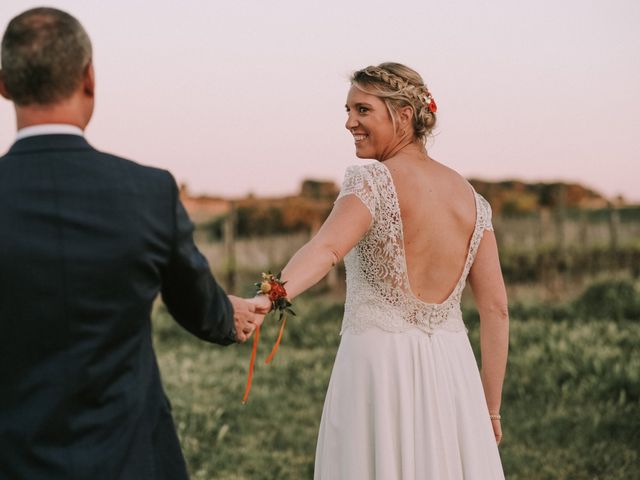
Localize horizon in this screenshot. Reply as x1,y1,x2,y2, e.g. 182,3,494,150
1,0,638,202
178,173,633,204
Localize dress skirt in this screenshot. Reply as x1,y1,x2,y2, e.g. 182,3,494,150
314,327,505,480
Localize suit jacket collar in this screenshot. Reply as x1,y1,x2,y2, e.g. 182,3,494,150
5,134,94,156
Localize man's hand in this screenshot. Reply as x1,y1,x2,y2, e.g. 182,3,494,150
228,295,265,343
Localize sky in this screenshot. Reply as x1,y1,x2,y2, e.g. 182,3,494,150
1,0,639,201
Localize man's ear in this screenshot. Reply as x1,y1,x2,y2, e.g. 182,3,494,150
0,70,12,100
83,62,95,98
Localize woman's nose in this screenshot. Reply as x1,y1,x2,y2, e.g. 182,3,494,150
345,113,357,131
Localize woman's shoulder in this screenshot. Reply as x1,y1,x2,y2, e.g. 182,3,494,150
342,162,390,188
343,161,386,175
337,163,386,218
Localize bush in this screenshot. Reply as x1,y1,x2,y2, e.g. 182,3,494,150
474,277,640,323
572,278,640,321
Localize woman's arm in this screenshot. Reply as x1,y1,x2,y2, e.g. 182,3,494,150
284,195,371,299
467,230,509,444
251,194,372,311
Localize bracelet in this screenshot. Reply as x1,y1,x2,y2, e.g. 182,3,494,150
257,272,291,310
489,413,501,420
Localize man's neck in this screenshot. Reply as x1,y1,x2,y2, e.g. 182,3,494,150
16,110,85,131
14,94,89,131
16,124,84,141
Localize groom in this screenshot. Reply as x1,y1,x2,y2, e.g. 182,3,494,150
0,7,263,480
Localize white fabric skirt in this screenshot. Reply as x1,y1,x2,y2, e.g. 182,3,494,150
314,327,505,480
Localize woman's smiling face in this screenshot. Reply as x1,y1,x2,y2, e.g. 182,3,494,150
344,85,398,160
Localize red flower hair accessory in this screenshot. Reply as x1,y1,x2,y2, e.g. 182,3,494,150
427,96,437,113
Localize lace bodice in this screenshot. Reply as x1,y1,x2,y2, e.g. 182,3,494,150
337,162,494,336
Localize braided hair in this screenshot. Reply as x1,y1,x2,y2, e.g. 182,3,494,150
351,62,436,144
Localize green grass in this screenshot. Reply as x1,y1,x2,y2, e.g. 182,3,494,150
154,297,639,479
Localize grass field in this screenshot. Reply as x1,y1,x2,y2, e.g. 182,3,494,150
154,291,639,479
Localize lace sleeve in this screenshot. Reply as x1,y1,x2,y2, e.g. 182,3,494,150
477,194,494,232
336,165,377,219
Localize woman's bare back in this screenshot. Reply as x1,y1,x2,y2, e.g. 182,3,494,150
384,154,477,304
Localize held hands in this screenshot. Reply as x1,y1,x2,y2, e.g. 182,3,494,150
228,295,265,343
228,294,272,343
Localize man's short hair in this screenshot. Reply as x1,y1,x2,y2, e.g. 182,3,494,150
1,7,92,106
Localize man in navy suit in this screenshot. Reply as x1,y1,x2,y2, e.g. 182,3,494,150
0,7,263,479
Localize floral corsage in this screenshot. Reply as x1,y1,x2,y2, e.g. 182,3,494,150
242,272,295,403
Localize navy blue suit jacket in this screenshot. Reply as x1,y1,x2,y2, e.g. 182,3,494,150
0,134,235,479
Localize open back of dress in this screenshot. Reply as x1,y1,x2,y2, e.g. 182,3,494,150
336,161,494,336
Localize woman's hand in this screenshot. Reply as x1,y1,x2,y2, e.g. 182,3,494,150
491,418,502,445
247,295,272,315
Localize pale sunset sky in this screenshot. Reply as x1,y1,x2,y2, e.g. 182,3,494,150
1,0,638,201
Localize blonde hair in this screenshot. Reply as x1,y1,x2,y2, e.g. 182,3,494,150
351,62,436,144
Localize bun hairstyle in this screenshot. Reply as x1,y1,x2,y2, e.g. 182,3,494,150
351,62,437,144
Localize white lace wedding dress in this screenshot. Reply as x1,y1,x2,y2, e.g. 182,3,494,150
314,162,505,480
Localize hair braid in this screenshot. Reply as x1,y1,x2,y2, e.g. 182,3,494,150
362,67,408,91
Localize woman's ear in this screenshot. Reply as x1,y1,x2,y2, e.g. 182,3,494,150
398,105,413,129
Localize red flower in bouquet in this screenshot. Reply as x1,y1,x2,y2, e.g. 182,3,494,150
267,281,287,302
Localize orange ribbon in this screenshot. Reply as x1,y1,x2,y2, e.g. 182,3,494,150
265,314,287,365
241,312,288,403
242,325,260,404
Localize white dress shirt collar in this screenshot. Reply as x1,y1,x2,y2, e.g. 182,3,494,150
16,124,84,141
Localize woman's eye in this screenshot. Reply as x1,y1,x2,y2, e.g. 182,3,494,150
358,107,368,113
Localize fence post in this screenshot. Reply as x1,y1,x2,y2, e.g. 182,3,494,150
578,209,589,249
224,201,237,293
538,209,550,247
554,189,566,254
607,203,620,253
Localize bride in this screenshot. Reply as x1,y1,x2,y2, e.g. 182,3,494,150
251,62,508,479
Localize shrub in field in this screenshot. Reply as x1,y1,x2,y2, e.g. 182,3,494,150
572,277,640,321
505,302,573,322
488,276,640,322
